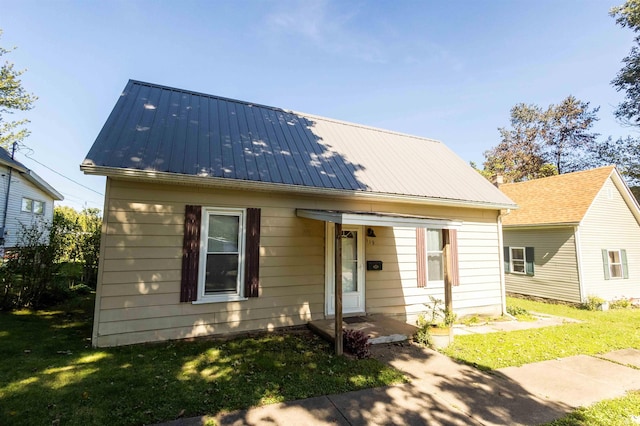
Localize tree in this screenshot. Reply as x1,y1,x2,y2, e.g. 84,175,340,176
540,96,599,174
0,29,37,149
611,1,640,125
481,96,599,182
482,103,557,182
586,135,640,185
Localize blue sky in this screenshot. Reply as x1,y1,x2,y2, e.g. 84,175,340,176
0,0,635,210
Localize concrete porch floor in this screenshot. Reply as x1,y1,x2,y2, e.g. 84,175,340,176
308,315,418,345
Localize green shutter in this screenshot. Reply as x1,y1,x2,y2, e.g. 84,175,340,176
602,249,610,280
503,246,510,273
525,247,535,276
621,249,629,279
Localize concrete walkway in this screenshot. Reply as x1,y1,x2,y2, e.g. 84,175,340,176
159,347,640,426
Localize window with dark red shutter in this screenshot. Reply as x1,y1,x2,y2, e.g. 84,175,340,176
180,205,261,303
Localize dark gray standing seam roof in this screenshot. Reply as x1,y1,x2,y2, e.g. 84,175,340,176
82,80,515,207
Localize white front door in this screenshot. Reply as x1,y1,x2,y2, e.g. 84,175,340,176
325,223,365,315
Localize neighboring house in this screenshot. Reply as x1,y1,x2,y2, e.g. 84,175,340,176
500,166,640,303
81,80,517,348
0,146,63,249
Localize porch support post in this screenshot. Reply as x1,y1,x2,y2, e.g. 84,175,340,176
443,231,453,315
334,222,343,355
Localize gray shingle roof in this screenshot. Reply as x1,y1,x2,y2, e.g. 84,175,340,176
82,80,515,208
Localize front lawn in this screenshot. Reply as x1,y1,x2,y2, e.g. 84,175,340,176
544,391,640,426
0,295,406,425
443,297,640,370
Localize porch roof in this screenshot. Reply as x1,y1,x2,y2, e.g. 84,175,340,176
296,209,462,229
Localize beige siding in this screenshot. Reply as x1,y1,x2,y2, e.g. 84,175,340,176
579,177,640,301
94,178,504,347
503,228,581,302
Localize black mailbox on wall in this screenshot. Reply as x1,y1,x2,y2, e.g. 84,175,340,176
366,260,383,271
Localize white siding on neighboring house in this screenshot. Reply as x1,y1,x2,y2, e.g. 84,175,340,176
0,166,56,248
503,227,581,303
579,177,640,301
94,178,504,347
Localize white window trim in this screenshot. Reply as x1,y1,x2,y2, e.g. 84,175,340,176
606,249,624,280
510,247,526,275
193,207,247,304
426,229,445,286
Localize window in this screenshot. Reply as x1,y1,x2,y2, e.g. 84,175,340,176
504,246,534,275
180,205,261,303
426,229,443,281
21,198,44,215
510,247,525,274
198,208,246,302
416,228,459,288
21,198,32,213
602,249,628,280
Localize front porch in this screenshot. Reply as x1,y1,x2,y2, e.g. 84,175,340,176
308,315,418,345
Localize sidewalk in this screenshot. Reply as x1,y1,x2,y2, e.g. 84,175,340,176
159,347,640,426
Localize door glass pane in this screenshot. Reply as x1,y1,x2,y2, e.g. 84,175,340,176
205,253,238,294
342,231,357,292
208,215,239,253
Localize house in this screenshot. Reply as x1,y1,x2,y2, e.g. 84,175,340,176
0,146,63,250
500,166,640,303
81,80,517,348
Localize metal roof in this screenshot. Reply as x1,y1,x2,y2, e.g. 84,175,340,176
82,80,515,209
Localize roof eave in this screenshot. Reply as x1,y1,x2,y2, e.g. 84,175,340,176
503,222,580,229
22,170,64,201
81,164,517,211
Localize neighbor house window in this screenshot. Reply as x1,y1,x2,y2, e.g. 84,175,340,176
510,247,525,274
602,249,628,280
21,198,44,215
426,229,444,281
197,207,246,302
504,246,534,276
181,206,260,303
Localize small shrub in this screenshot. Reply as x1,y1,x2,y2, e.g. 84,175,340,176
582,295,606,311
443,308,457,327
414,313,433,347
343,328,371,359
507,305,529,316
609,297,631,310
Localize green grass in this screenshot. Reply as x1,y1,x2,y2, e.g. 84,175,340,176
443,297,640,370
0,295,406,425
544,391,640,426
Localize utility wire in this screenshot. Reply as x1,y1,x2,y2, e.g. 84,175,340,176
19,152,104,196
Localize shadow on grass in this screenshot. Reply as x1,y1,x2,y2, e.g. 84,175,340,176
0,295,402,426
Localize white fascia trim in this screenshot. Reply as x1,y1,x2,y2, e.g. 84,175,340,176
80,165,517,210
296,209,462,229
503,223,580,230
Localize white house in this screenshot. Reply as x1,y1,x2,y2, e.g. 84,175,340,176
0,146,64,249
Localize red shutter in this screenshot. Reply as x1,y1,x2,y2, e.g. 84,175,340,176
244,208,261,298
416,228,427,288
444,229,460,286
181,205,201,302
